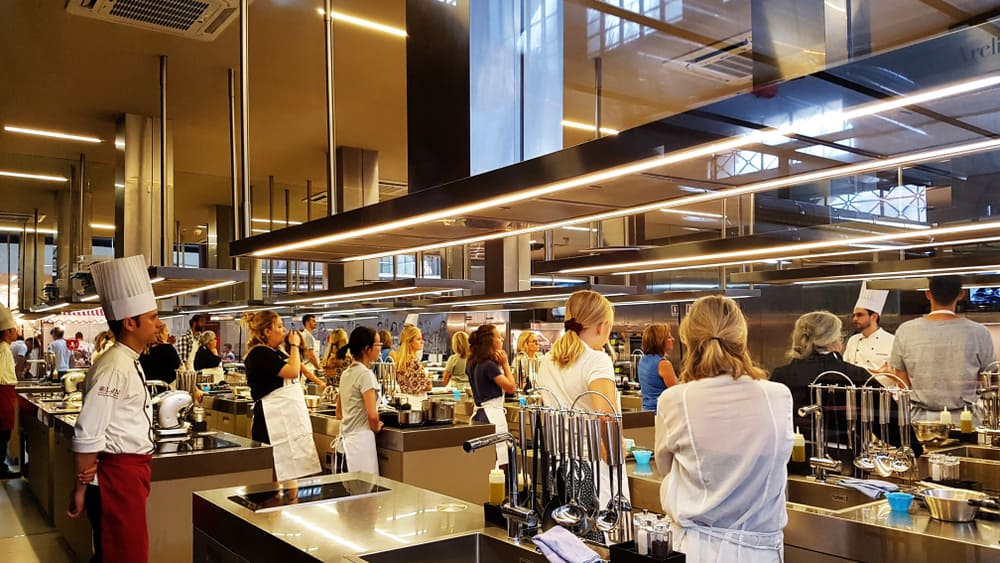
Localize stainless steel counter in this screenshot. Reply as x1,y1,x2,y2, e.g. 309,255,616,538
202,393,253,415
375,422,496,452
193,472,491,563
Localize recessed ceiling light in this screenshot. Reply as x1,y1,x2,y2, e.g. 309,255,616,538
561,120,620,136
4,125,101,143
0,170,68,182
89,223,115,230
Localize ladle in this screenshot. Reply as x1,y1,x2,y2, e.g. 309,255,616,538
551,413,586,527
891,391,914,474
873,391,894,477
854,389,876,471
595,417,620,532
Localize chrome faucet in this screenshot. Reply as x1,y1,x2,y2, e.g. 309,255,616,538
798,400,841,482
463,432,539,542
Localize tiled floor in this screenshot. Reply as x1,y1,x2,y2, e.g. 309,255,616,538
0,477,78,563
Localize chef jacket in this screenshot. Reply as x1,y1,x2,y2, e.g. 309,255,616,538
73,342,154,455
0,342,15,385
843,328,894,371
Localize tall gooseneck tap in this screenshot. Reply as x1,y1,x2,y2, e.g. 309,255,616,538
463,432,539,542
799,370,853,481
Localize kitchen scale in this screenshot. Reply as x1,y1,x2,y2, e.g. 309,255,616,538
228,479,391,512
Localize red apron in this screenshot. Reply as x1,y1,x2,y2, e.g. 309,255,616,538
0,385,15,431
97,452,153,563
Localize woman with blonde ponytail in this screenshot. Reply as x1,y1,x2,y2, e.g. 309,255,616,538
536,290,623,508
653,296,793,562
394,325,431,408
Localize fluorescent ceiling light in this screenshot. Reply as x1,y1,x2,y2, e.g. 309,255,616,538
320,315,380,322
156,280,238,300
114,183,125,188
34,302,69,312
252,218,302,225
562,226,597,232
256,74,1000,260
0,170,68,182
314,289,456,306
277,286,461,306
79,294,100,302
149,277,165,284
0,225,57,234
561,119,619,136
529,276,588,284
89,223,115,230
317,8,407,37
4,125,101,143
794,264,1000,285
659,209,725,219
251,228,271,234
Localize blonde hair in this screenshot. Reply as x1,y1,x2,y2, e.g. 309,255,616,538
395,325,422,368
641,323,671,356
378,329,393,350
323,328,349,367
789,311,842,360
516,331,537,355
199,330,217,347
550,290,614,369
452,330,470,358
678,295,766,382
242,310,280,354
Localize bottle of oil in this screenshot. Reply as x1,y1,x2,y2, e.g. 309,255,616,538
488,468,505,505
792,427,806,462
960,406,974,434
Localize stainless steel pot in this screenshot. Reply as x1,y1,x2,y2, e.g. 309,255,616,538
920,488,987,522
399,409,423,425
430,400,455,421
304,394,322,409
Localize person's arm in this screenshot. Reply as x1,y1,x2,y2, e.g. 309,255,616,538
653,408,674,476
300,362,326,389
442,355,455,386
490,354,517,394
277,333,302,379
658,359,678,388
67,451,98,518
336,391,343,421
363,389,383,433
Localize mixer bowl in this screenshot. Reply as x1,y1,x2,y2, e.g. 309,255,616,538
912,421,950,443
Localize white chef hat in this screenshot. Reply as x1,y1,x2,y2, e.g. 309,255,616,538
854,283,889,315
0,304,15,331
90,255,157,321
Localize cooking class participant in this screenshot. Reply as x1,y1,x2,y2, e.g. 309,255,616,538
638,323,678,411
512,330,542,391
242,310,320,481
843,284,894,377
466,324,517,468
442,330,470,388
654,295,793,562
48,327,73,376
300,314,322,371
771,311,922,473
193,330,222,372
536,289,626,508
323,328,351,384
138,324,181,385
891,275,994,425
67,255,162,563
395,325,432,408
335,326,384,475
0,304,18,479
377,329,395,363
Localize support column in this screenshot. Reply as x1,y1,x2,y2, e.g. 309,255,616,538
114,114,174,266
335,146,379,289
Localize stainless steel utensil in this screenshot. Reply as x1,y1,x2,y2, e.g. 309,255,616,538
551,413,585,527
874,391,894,477
854,389,875,471
920,488,987,522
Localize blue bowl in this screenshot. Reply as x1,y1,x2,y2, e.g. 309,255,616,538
632,449,652,465
886,492,914,513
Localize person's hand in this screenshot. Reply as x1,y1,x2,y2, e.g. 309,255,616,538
287,330,302,348
495,349,509,366
67,487,86,518
77,464,97,485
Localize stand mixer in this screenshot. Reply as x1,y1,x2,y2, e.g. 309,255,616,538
151,390,194,438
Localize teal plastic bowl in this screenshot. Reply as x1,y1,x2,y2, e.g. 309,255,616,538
886,492,914,513
632,449,652,465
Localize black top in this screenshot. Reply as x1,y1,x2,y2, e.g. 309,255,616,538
467,359,503,406
138,343,181,384
771,352,923,472
193,347,222,371
245,345,288,401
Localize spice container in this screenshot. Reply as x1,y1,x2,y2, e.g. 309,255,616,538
649,522,672,560
488,468,505,505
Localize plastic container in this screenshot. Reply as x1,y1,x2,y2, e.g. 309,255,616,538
939,408,952,425
488,468,505,505
453,389,462,401
649,522,672,560
633,449,653,465
885,492,914,513
960,407,973,434
792,427,806,462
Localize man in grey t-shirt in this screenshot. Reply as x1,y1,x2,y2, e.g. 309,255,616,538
300,314,321,371
890,275,994,425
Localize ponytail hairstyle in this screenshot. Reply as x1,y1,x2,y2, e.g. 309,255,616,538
340,326,376,359
550,290,614,369
678,295,766,382
241,310,281,355
452,330,470,359
467,324,498,367
788,311,843,360
395,325,423,368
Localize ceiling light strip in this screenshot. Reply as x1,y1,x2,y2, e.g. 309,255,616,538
0,170,68,182
156,280,239,300
317,8,407,37
4,125,102,143
255,74,1000,260
561,119,620,135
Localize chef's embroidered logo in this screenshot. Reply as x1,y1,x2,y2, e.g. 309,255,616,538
97,385,120,399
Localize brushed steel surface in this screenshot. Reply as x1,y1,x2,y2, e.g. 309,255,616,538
351,530,549,563
375,422,497,452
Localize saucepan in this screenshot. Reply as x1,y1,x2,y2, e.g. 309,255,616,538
304,395,322,409
399,409,424,425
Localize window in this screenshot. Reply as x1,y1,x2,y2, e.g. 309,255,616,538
587,0,683,56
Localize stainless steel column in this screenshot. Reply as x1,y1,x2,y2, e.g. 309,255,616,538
324,0,338,215
239,0,251,241
160,54,168,265
228,68,240,240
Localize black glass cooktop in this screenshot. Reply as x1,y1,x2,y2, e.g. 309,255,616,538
228,479,391,512
154,435,240,454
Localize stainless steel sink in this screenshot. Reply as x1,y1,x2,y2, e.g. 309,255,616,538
310,408,338,417
786,479,880,512
357,532,547,563
936,445,1000,461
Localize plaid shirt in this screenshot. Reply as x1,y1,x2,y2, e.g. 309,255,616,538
175,330,196,367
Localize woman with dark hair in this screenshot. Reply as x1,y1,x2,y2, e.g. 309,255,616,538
466,324,517,468
638,323,678,411
335,327,384,475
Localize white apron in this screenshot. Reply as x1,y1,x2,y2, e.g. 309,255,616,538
260,379,321,481
337,430,379,475
470,396,508,467
673,524,783,563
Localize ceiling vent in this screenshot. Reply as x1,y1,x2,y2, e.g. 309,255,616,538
667,32,754,84
66,0,248,42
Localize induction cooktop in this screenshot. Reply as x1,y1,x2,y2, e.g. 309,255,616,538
228,479,391,512
155,435,240,454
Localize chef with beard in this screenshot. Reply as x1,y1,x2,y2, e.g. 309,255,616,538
844,284,894,376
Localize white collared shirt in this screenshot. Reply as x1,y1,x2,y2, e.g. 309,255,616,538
844,327,894,371
73,342,154,455
0,341,15,385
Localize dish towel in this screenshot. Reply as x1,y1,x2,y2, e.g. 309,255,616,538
837,478,900,499
533,525,601,563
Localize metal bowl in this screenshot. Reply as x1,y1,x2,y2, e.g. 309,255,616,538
912,421,950,443
920,488,987,522
304,394,322,409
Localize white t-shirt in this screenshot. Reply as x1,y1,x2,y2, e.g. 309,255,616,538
536,345,619,411
0,342,16,385
843,327,894,371
339,362,379,436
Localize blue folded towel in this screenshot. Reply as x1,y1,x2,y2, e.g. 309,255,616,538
837,478,899,499
533,525,601,563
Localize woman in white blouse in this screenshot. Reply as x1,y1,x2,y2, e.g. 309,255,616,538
654,295,794,563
